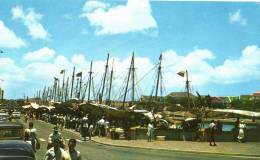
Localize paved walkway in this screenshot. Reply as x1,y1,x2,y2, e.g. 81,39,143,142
91,137,260,157
39,120,260,158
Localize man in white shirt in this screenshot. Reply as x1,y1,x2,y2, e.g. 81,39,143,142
97,117,105,137
147,122,154,142
80,115,88,141
24,122,39,152
48,126,64,149
208,120,216,146
237,120,246,143
45,139,70,160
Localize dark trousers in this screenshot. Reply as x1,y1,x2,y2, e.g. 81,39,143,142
209,132,216,145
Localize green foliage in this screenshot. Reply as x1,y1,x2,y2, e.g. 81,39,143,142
230,98,260,112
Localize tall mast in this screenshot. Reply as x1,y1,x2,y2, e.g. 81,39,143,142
65,77,69,101
107,59,114,104
79,74,82,100
123,53,134,108
70,66,75,99
53,78,57,102
61,70,65,102
75,77,79,99
88,61,93,102
185,70,191,110
56,79,60,102
100,53,110,103
42,86,46,101
155,54,162,100
131,52,135,103
81,83,88,102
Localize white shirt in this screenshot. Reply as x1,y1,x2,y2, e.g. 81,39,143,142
98,119,105,125
48,132,63,143
25,128,37,141
45,147,70,160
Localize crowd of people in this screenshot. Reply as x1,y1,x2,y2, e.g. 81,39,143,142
24,121,82,160
22,109,248,160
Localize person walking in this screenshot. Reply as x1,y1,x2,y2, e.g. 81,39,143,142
66,139,82,160
208,120,217,146
24,122,40,152
45,139,70,160
97,117,105,137
80,114,88,141
147,122,154,142
237,120,246,143
88,124,94,140
48,126,65,149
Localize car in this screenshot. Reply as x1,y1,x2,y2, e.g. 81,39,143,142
0,122,35,159
0,140,35,160
0,113,10,122
11,111,21,119
0,121,24,140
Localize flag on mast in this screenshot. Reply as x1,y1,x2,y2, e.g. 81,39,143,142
76,72,82,77
60,69,65,74
177,70,186,77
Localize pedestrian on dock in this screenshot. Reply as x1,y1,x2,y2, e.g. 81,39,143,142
80,114,88,141
24,122,40,152
44,139,69,160
237,120,246,143
208,120,217,146
48,126,65,149
88,124,94,140
66,139,82,160
147,122,154,142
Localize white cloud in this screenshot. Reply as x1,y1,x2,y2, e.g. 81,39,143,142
229,9,247,26
72,54,88,66
81,0,157,35
24,47,55,61
11,6,49,39
214,45,260,84
82,0,107,12
161,49,215,90
0,58,26,90
0,20,25,48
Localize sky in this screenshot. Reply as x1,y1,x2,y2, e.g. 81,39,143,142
1,0,260,99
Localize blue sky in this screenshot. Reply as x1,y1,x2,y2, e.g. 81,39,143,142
1,0,260,99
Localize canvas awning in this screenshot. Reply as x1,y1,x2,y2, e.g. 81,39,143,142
213,109,260,117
